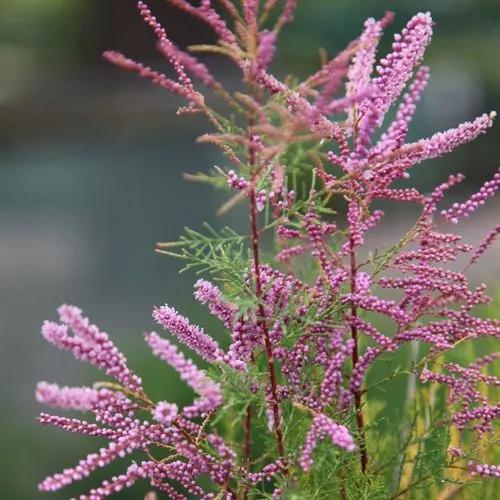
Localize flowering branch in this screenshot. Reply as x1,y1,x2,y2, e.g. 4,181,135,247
35,2,499,498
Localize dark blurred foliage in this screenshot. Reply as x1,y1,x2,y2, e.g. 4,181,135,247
0,1,499,498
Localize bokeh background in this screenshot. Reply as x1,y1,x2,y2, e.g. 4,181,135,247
1,0,499,498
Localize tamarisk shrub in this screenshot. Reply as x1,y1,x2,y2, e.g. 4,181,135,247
36,2,500,498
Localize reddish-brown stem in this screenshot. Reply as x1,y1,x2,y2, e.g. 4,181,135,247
242,110,257,499
249,186,286,459
243,66,284,479
349,235,368,473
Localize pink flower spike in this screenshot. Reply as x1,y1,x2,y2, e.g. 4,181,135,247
300,414,356,471
38,413,119,440
441,168,500,223
78,463,148,500
103,51,200,102
41,310,142,393
254,30,277,73
409,112,496,165
36,382,101,412
194,279,236,329
38,431,146,492
153,304,224,362
168,0,237,47
374,65,430,155
243,0,259,27
274,0,298,31
468,224,500,266
227,317,259,367
346,17,384,106
342,294,410,325
157,41,216,88
145,332,223,417
468,462,500,478
371,12,433,125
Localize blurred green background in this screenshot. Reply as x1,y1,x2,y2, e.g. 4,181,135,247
0,0,499,498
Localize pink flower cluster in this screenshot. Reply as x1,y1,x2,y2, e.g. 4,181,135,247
36,1,499,497
300,414,356,471
152,304,224,362
421,354,500,438
145,331,222,417
42,304,142,392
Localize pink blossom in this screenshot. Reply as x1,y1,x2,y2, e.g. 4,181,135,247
145,332,223,417
300,414,356,471
153,304,223,362
194,279,236,329
42,306,142,392
153,401,178,425
369,12,433,126
36,382,104,412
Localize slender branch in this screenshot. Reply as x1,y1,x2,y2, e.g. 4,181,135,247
349,234,368,473
389,472,435,500
242,104,257,499
249,184,286,459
